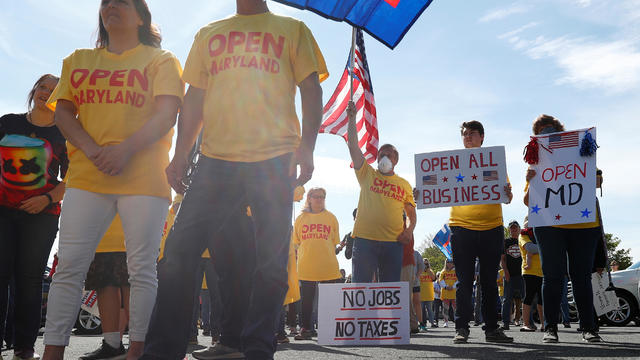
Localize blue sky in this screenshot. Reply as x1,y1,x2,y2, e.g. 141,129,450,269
1,0,639,271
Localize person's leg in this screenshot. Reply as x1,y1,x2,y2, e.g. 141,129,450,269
44,189,117,359
242,154,294,357
560,276,570,325
121,287,130,338
413,292,422,327
97,286,124,345
566,228,599,332
378,242,404,283
477,227,503,334
0,207,18,349
141,159,230,359
299,281,315,331
451,226,476,331
351,238,378,283
189,262,206,342
201,289,211,333
474,283,483,324
400,263,417,330
535,226,568,332
522,275,534,328
502,280,513,327
203,260,221,340
442,300,451,323
425,301,435,326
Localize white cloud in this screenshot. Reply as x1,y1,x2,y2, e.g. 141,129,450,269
574,0,592,7
498,22,539,40
479,3,530,23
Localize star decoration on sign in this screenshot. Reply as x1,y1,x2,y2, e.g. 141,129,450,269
531,205,541,214
555,214,562,221
442,177,448,183
456,173,465,182
581,208,591,218
471,174,478,180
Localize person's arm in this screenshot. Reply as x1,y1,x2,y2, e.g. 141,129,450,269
166,86,205,193
53,99,101,163
523,242,539,254
346,100,365,170
397,203,417,243
94,95,180,176
426,268,435,281
18,181,66,214
501,254,510,282
504,182,513,204
524,169,536,206
295,72,323,186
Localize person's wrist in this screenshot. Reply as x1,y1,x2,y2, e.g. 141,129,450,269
43,193,53,205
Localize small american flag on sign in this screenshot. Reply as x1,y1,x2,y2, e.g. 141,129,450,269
483,171,498,181
423,175,437,185
548,131,579,149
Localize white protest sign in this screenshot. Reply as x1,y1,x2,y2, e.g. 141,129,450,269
592,272,618,316
414,146,508,209
80,290,100,317
317,282,410,345
527,128,596,227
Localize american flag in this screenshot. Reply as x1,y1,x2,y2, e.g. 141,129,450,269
483,170,498,181
319,29,379,164
423,175,437,185
548,131,579,149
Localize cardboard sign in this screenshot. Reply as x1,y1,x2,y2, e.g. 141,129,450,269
317,282,410,345
414,146,508,209
592,272,619,316
527,128,596,227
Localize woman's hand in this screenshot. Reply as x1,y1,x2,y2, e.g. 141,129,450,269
93,143,133,176
19,195,50,214
526,169,537,182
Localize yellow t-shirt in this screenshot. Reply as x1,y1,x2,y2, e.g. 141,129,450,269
449,204,503,231
419,270,435,302
439,269,457,300
519,233,543,277
47,44,184,200
293,210,341,281
352,162,416,242
284,236,301,305
96,215,125,253
497,269,505,297
524,181,600,229
158,202,178,261
182,12,328,162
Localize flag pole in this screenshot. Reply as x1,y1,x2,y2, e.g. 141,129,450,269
349,27,357,101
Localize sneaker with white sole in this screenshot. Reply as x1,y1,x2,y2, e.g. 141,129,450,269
543,328,559,343
192,342,245,360
582,331,603,343
79,340,126,360
453,328,470,344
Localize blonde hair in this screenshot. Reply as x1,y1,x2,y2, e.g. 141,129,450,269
302,187,326,213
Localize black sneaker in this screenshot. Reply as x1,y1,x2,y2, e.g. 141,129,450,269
582,331,603,343
543,328,559,343
192,341,245,359
80,340,126,360
486,328,514,343
453,328,470,344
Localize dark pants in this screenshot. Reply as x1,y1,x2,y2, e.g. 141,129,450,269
0,206,58,351
190,258,222,338
502,275,523,325
351,238,403,283
142,154,293,360
535,226,598,331
450,226,503,332
300,279,340,330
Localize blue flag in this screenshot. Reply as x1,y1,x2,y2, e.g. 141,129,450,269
432,224,452,261
272,0,434,49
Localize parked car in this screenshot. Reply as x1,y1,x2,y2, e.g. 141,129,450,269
603,261,640,326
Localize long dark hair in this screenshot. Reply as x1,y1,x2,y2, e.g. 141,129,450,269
27,74,59,112
96,0,161,49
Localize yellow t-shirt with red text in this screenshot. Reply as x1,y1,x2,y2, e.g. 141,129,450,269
47,44,184,200
96,215,125,253
352,162,415,242
439,269,457,300
419,271,435,302
293,210,341,281
182,12,328,162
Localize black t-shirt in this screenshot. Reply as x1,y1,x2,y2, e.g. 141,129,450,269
0,113,68,213
503,237,522,277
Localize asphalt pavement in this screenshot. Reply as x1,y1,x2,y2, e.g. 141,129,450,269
2,324,639,359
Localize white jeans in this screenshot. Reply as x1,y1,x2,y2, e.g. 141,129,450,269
44,188,168,345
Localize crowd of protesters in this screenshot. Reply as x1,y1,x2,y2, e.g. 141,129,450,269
0,1,612,360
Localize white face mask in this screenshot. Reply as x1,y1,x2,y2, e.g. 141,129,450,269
377,156,393,173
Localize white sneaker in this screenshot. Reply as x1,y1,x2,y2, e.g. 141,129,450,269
443,322,449,328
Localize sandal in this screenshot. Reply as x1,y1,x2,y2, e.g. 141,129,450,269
520,326,536,332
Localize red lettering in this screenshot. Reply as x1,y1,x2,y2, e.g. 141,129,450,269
270,60,280,73
85,89,95,103
471,185,479,201
89,69,110,85
373,178,383,186
125,90,135,105
262,33,284,58
469,154,479,168
259,57,270,71
248,56,258,68
575,162,587,178
491,184,501,200
71,69,89,88
135,94,145,108
302,224,309,233
246,32,261,52
227,31,246,54
127,69,148,91
420,159,431,172
481,185,491,200
323,225,330,233
113,91,124,104
209,34,226,57
110,70,126,87
96,89,106,103
489,152,498,166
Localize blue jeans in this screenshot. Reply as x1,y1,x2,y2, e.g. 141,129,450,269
0,206,58,352
190,258,221,338
535,226,598,331
450,226,503,332
142,154,293,359
421,301,434,325
351,238,403,283
501,275,523,326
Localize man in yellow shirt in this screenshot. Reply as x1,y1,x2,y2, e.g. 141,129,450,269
142,1,327,359
345,102,416,282
449,121,514,344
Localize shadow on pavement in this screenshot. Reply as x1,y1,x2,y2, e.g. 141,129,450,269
278,343,368,357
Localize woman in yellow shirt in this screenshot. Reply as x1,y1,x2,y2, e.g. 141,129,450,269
420,259,437,328
292,188,341,340
42,1,183,359
439,260,458,328
519,225,544,332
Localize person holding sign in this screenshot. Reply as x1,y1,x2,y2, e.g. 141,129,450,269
292,187,342,341
449,121,513,344
524,114,602,343
345,101,416,283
